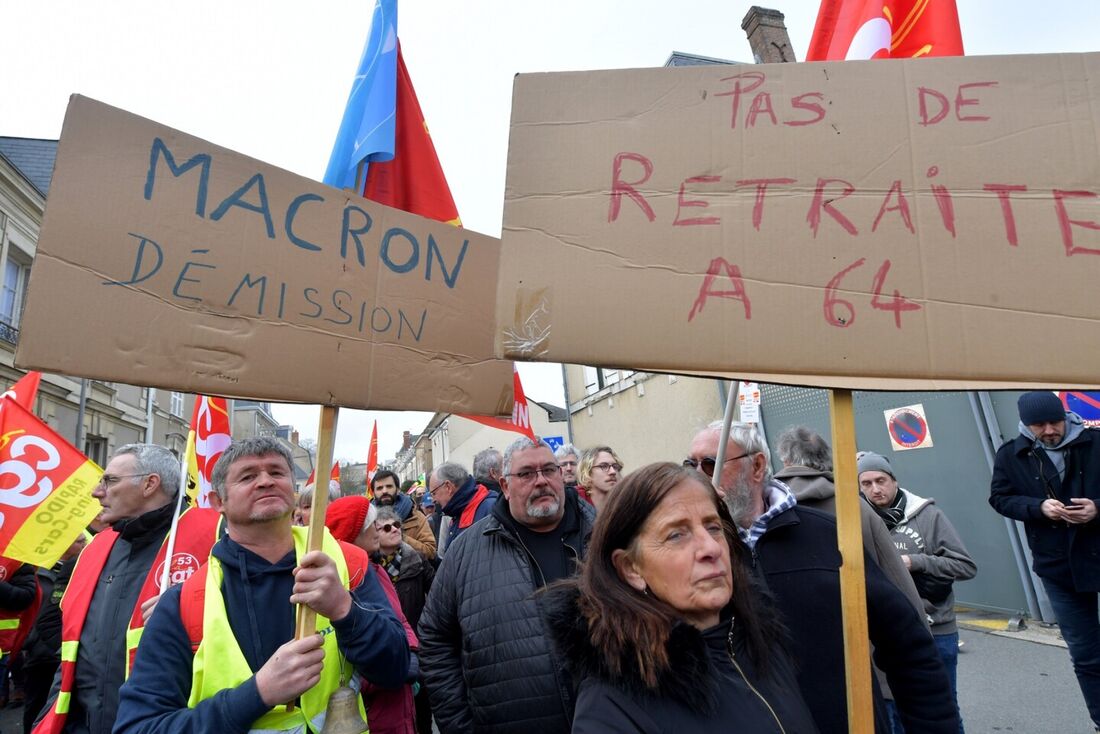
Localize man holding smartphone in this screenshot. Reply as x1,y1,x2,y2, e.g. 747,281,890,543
990,391,1100,732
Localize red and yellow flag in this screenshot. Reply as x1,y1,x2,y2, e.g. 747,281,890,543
0,398,101,567
184,396,232,509
464,366,537,440
807,0,964,61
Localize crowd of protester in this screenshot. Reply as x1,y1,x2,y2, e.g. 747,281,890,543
4,390,1099,732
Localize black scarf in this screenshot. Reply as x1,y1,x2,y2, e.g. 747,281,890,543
873,489,907,530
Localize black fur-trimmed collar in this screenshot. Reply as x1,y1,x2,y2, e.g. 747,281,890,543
541,584,723,714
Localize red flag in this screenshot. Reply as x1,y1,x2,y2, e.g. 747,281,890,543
307,462,340,486
362,44,462,226
1,372,41,412
366,421,379,484
807,0,963,61
463,366,536,440
0,398,101,567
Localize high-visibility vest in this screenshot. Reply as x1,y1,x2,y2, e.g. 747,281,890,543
0,557,40,658
179,527,369,734
33,507,221,734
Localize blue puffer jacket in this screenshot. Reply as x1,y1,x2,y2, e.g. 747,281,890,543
990,420,1100,591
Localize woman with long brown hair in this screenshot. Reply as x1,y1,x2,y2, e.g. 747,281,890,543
543,462,817,733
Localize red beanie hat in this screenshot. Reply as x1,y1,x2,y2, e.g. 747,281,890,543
325,496,373,543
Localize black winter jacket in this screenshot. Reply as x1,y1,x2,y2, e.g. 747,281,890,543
418,489,596,734
0,562,38,612
754,506,959,734
990,426,1100,591
542,585,819,733
23,558,77,670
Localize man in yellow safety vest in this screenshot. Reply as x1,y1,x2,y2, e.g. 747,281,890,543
113,437,409,734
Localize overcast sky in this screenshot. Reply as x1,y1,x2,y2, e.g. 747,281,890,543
4,1,1097,465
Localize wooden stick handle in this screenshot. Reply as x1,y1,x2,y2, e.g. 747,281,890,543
829,389,874,734
295,405,339,640
288,406,339,712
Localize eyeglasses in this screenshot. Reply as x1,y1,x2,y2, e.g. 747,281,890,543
592,462,623,473
507,465,562,483
378,523,399,533
559,461,578,468
96,473,150,489
682,453,754,477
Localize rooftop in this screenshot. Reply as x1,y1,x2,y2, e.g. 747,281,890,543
0,137,58,197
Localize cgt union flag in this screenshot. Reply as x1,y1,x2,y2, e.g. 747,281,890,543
806,0,964,61
0,398,101,568
184,396,232,509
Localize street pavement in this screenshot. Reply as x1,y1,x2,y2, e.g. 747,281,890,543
0,613,1093,732
957,609,1094,733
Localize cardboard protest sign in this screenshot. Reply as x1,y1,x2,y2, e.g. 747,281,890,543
17,96,513,414
499,53,1100,389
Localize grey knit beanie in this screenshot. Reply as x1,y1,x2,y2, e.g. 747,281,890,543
857,451,895,479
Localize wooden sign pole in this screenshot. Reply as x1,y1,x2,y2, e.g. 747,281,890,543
829,388,874,733
295,405,339,641
287,405,339,712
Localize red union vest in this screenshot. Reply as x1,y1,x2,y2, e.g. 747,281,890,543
0,557,41,658
33,507,221,734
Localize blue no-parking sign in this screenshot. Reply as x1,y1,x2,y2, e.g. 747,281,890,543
543,435,564,452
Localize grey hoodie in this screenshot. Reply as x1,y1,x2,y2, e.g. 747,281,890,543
774,466,926,618
890,487,977,635
1019,411,1086,481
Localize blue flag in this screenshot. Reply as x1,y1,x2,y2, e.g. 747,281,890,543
323,0,398,190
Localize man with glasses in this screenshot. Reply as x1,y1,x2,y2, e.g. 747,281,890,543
33,444,220,734
419,436,596,733
687,422,957,734
554,443,580,490
428,462,498,557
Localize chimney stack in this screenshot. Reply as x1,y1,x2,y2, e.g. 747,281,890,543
742,7,797,64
